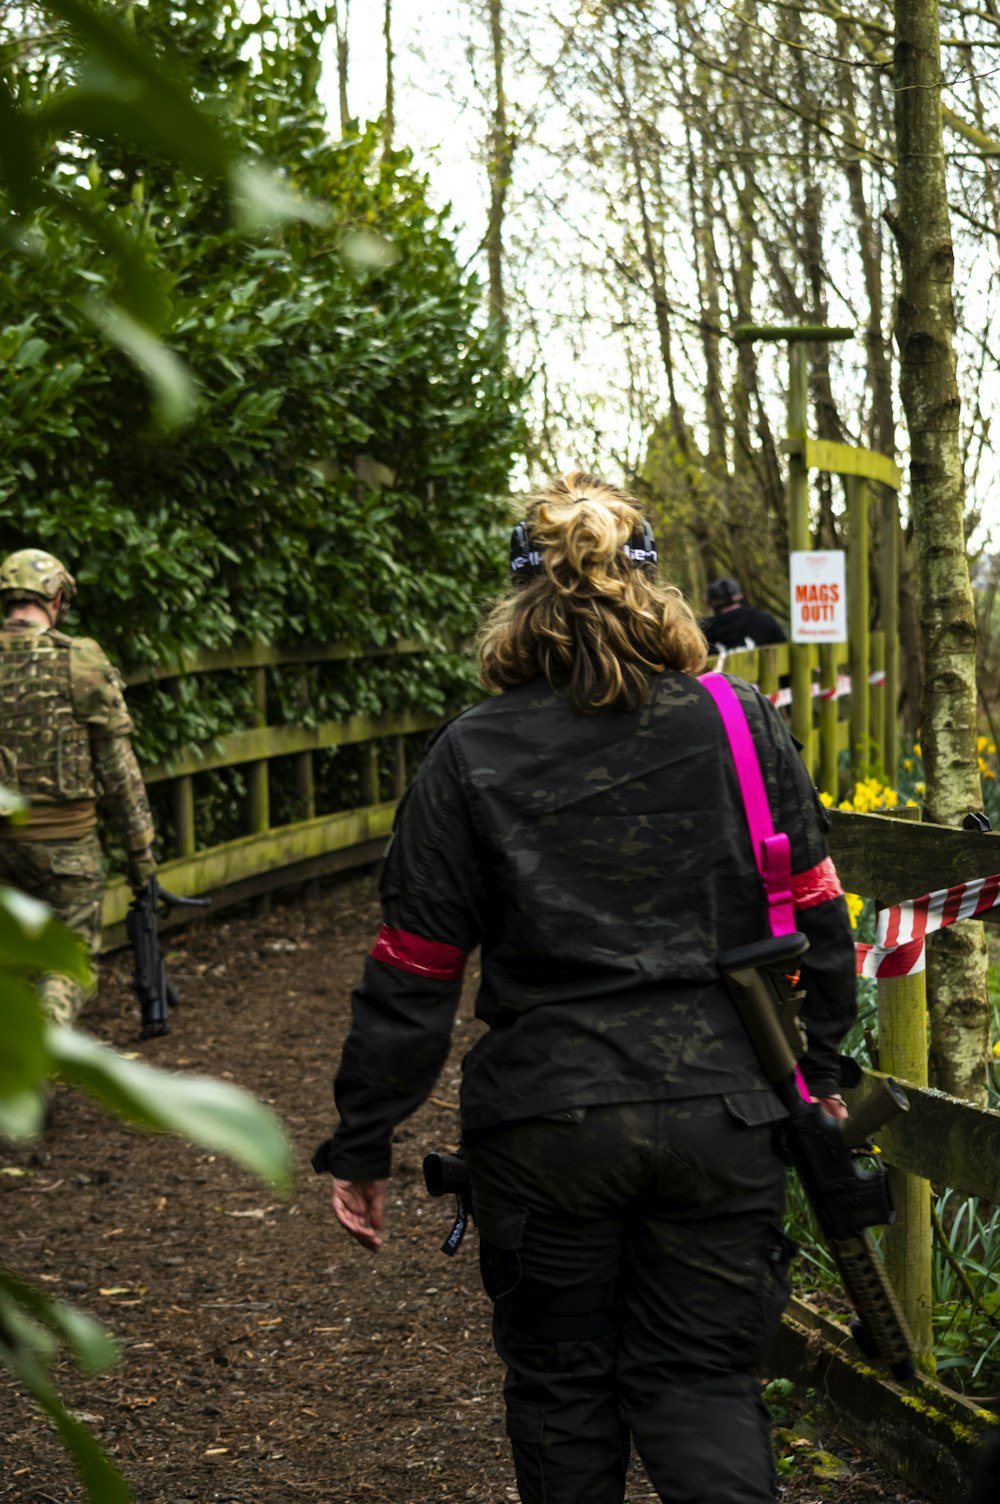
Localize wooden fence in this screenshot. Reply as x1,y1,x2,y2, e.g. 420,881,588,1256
100,637,446,945
708,639,895,795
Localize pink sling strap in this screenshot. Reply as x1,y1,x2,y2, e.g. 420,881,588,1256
700,671,811,1101
699,672,796,938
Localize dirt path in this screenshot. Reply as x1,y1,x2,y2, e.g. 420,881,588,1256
1,874,931,1503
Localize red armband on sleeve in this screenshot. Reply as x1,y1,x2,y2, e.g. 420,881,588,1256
370,925,467,980
792,856,844,911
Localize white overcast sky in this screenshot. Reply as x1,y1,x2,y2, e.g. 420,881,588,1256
319,1,487,256
315,4,999,542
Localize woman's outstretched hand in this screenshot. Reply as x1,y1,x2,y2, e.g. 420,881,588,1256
331,1177,388,1253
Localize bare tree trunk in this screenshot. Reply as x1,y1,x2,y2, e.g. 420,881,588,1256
485,0,513,325
685,127,726,472
383,0,394,158
333,0,351,135
889,0,988,1103
838,43,922,739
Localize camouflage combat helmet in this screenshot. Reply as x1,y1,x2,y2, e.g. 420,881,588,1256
0,548,76,621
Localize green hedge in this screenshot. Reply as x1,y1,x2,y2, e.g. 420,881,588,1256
0,1,526,789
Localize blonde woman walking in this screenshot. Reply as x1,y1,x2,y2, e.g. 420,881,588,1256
315,472,856,1504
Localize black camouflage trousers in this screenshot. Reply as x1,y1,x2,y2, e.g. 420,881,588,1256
464,1095,791,1504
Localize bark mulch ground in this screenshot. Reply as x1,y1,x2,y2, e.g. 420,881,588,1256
1,873,936,1503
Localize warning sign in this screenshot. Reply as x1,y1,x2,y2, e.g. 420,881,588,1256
789,551,847,643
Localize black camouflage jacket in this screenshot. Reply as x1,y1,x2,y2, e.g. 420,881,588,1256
323,671,857,1180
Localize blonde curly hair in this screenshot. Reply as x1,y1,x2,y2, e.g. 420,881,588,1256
478,471,707,713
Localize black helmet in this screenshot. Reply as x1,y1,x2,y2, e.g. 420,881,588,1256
706,577,742,611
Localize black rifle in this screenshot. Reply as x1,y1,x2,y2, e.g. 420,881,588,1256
719,930,916,1382
423,1148,473,1256
126,878,210,1040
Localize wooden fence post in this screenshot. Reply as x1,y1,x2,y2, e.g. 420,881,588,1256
295,668,315,821
876,809,934,1367
296,750,316,822
787,343,813,769
847,475,870,778
393,735,407,799
173,774,196,860
361,742,380,806
877,967,935,1368
248,666,270,834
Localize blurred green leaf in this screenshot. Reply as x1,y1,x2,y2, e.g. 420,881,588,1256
0,976,48,1106
46,1026,294,1193
85,302,196,428
0,1090,45,1139
0,887,92,983
0,1302,130,1504
39,0,231,177
230,163,329,230
0,72,37,205
341,227,401,272
0,1291,58,1366
36,89,227,180
0,778,28,823
0,1271,119,1375
52,190,171,332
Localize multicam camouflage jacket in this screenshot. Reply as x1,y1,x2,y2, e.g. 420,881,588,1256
0,623,155,857
325,671,857,1181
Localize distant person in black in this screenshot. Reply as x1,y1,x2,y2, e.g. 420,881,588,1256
701,577,787,656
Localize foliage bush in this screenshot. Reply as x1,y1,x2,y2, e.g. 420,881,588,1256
0,0,525,792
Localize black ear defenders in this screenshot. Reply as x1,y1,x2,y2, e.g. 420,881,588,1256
625,518,658,569
509,521,544,579
509,516,658,581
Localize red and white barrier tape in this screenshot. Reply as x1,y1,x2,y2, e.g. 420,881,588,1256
854,870,1000,979
713,657,888,708
767,674,852,710
855,937,926,979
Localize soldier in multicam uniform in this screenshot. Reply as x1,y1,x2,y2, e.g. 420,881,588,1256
0,549,156,1026
315,474,857,1504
